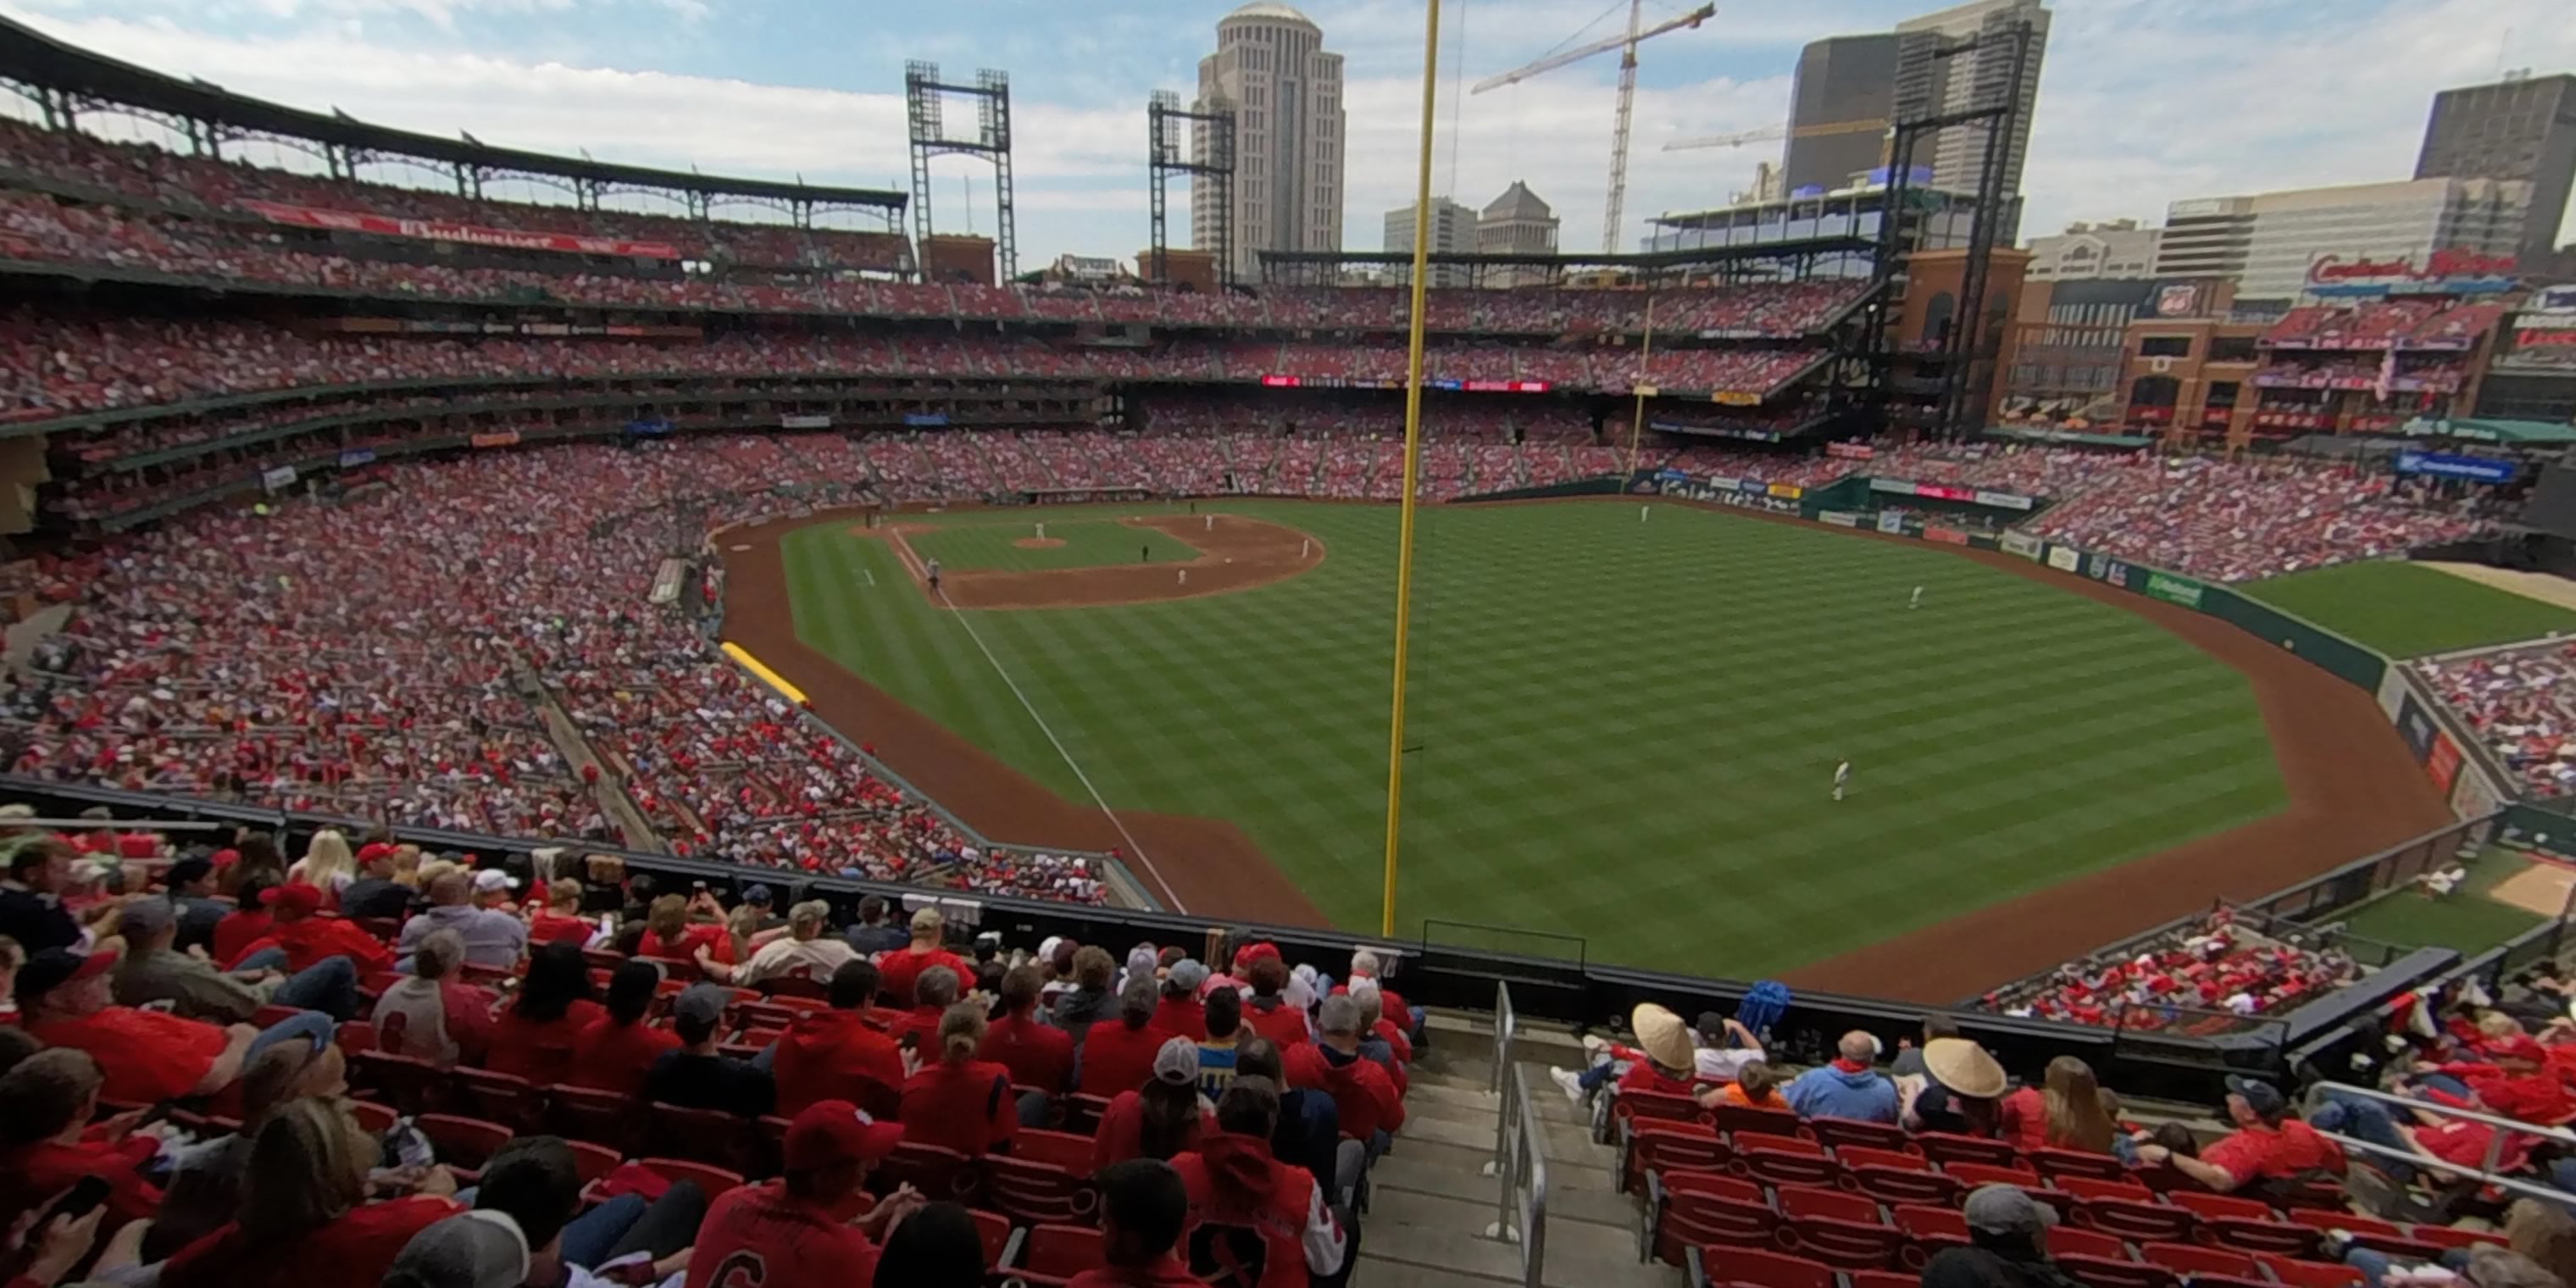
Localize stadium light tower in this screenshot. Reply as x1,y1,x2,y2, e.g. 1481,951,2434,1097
1471,0,1713,254
1146,89,1237,289
905,61,1018,281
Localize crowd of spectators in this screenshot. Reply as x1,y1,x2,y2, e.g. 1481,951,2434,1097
0,821,1426,1287
2414,643,2576,797
1868,442,2501,582
1974,910,2360,1028
2262,300,2507,351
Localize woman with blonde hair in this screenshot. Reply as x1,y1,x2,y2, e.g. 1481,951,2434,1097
637,891,733,964
160,1097,461,1288
1997,1056,2118,1154
285,829,356,903
900,1002,1020,1157
389,844,425,889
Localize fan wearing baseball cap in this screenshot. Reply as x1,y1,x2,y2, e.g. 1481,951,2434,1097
1920,1185,2084,1288
19,946,258,1102
874,908,972,1013
1096,1037,1217,1172
2413,1033,2572,1126
230,882,395,978
680,1102,919,1288
2135,1075,2344,1195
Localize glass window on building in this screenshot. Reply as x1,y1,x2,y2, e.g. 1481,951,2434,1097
2139,336,2192,358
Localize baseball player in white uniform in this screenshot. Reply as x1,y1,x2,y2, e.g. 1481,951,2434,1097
1910,585,1924,609
1833,759,1852,802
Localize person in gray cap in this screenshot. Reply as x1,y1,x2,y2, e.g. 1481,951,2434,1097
114,895,358,1022
642,982,774,1117
1919,1185,2084,1288
382,1211,530,1288
1155,958,1210,1041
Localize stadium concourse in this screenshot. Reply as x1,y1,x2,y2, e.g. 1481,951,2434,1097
6,820,2576,1288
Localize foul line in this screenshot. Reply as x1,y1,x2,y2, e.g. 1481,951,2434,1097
934,586,1188,914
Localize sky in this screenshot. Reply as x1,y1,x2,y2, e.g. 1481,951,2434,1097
4,0,2574,269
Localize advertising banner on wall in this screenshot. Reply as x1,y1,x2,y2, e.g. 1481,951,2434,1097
2001,532,2044,560
2046,546,2081,572
260,465,297,491
1877,511,1907,534
469,430,521,449
2085,552,2134,586
2144,571,2207,609
337,448,376,469
1924,526,1969,546
2395,693,2439,763
2426,730,2463,797
2395,450,2517,484
1820,511,1860,528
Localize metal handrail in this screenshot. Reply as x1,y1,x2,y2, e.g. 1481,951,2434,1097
1481,1063,1550,1288
2301,1079,2576,1185
1491,979,1517,1097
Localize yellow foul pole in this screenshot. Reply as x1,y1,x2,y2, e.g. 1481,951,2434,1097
1380,0,1443,938
1624,293,1655,475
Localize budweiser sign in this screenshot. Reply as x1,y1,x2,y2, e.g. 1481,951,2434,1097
240,200,680,259
2307,247,2518,284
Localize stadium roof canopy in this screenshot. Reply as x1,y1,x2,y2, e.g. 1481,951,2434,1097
0,15,907,212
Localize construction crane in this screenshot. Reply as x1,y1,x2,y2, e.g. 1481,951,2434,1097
1662,118,1889,153
1473,0,1714,255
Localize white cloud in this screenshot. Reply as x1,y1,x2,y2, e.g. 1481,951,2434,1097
5,0,2573,267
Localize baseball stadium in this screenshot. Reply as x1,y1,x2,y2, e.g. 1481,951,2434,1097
8,10,2576,1288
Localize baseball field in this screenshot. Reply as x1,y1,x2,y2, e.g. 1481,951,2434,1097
719,497,2456,997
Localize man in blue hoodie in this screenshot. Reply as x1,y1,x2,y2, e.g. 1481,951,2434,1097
1784,1030,1901,1123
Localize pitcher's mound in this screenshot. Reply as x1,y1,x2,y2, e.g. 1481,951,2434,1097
1014,537,1067,549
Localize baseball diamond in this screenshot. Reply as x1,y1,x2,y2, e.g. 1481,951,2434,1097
720,496,2452,998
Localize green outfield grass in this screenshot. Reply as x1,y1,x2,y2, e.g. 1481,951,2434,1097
2334,849,2548,955
904,519,1202,574
2244,562,2576,658
780,500,2287,975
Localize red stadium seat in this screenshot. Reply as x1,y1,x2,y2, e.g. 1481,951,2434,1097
1848,1162,1963,1209
1808,1117,1913,1155
1061,1093,1113,1137
1651,1171,1774,1266
882,1141,982,1206
2053,1176,2154,1203
652,1103,763,1176
2056,1253,2179,1288
543,1085,640,1153
1738,1140,1842,1190
1918,1133,2021,1169
1625,1121,1729,1193
1712,1102,1805,1141
2162,1191,2274,1224
636,1158,744,1199
1619,1087,1714,1132
2408,1227,2507,1252
1775,1186,1904,1270
2029,1148,2132,1183
2079,1198,2196,1245
1945,1162,2042,1191
2047,1227,2130,1262
415,1113,513,1176
1013,1223,1105,1287
969,1208,1014,1269
565,1140,624,1186
349,1099,400,1135
1838,1146,1929,1174
452,1068,544,1133
2141,1241,2259,1279
1692,1246,1838,1288
2205,1219,2323,1258
2257,1255,2368,1288
352,1050,448,1116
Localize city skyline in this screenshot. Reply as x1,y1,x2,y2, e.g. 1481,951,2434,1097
3,0,2572,269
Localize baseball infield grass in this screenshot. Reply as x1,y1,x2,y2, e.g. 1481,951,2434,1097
2244,562,2576,659
907,519,1202,574
780,500,2287,975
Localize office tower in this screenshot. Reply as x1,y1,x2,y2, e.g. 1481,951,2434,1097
1892,0,2049,241
1383,197,1474,287
2414,73,2576,263
1194,2,1346,280
1785,34,1898,194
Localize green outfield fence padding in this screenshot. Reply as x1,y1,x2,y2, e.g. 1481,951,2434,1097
1456,475,1631,503
2196,586,2389,691
1800,476,1876,518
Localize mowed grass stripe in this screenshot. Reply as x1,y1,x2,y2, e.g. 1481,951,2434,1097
2244,560,2576,658
779,500,2286,974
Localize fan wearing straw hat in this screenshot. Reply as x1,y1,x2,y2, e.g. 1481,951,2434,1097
1905,1036,2009,1136
1546,1003,1697,1107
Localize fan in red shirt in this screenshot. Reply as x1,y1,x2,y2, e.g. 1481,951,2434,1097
1334,947,1412,1036
773,960,904,1116
899,1003,1019,1157
1239,958,1310,1050
2419,1035,2573,1126
209,882,277,969
231,883,393,975
888,963,965,1056
1168,1080,1348,1288
1152,965,1209,1042
525,878,597,948
19,947,252,1103
980,965,1074,1096
0,1048,164,1231
1996,1057,2121,1155
1309,995,1405,1144
2135,1076,2343,1194
1070,1159,1210,1288
483,942,607,1085
683,1100,919,1288
1082,977,1180,1097
636,894,734,966
568,961,682,1097
162,1097,464,1288
874,907,974,1013
1096,1036,1218,1171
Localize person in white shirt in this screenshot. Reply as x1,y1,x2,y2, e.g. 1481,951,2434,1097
706,899,857,988
1834,759,1852,802
1692,1012,1766,1082
1911,586,1924,610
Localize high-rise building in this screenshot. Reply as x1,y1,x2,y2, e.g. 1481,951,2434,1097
2024,219,2161,280
2151,178,2532,303
2412,73,2576,264
1784,34,1898,194
1478,181,1559,285
1382,197,1475,287
1194,2,1346,281
1892,0,2049,241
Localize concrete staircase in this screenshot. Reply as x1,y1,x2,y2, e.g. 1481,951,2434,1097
1359,1013,1684,1288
